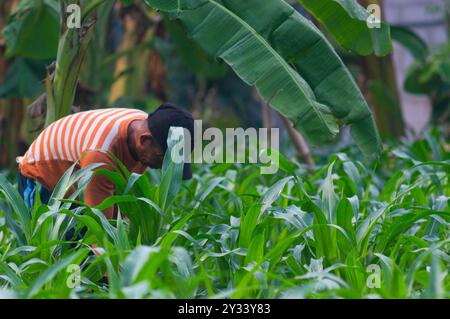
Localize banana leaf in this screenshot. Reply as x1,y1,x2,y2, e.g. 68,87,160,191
391,25,428,62
145,0,382,155
164,17,229,79
298,0,392,56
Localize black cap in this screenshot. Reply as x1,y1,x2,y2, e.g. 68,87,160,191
148,103,194,180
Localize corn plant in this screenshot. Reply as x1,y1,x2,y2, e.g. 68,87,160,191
0,129,449,298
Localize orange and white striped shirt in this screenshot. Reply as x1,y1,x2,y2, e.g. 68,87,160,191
18,108,148,212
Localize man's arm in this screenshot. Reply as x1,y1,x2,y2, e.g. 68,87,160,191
79,151,117,219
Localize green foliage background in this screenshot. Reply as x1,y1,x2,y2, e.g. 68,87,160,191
0,0,449,299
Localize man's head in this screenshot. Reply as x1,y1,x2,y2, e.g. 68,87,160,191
131,103,195,180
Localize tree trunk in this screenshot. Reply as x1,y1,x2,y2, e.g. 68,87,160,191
109,4,152,104
279,115,315,170
0,100,24,169
192,79,206,120
80,0,114,107
45,0,105,127
148,15,169,102
253,88,315,169
0,0,25,169
359,0,405,138
253,87,274,147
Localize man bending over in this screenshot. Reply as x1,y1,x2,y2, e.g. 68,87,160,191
17,103,194,218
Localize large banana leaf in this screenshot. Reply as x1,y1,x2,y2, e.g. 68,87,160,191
298,0,392,56
264,2,382,154
147,0,339,145
145,0,381,154
164,17,229,79
391,25,428,62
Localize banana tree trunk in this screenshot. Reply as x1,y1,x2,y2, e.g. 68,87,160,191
279,115,315,170
360,0,405,138
81,0,114,107
0,99,24,169
254,88,315,169
109,5,153,104
0,0,25,169
45,0,106,127
192,79,206,119
253,87,273,146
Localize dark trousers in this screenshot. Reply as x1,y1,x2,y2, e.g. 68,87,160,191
17,172,87,244
17,172,52,208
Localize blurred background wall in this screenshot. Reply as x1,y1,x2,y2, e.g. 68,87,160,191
385,0,447,136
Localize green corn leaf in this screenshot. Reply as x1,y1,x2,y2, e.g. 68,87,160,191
424,252,446,299
260,176,293,214
25,249,88,298
121,246,155,286
0,174,31,244
245,227,266,265
336,197,355,254
158,127,185,212
0,262,24,289
239,204,263,248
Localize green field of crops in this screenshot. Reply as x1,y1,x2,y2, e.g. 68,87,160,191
0,0,450,302
1,129,448,299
